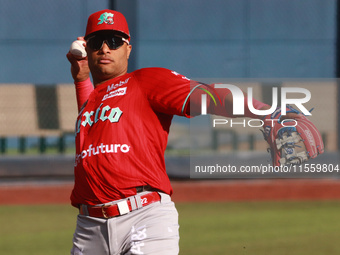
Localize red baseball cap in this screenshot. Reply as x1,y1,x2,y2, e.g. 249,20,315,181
84,9,130,40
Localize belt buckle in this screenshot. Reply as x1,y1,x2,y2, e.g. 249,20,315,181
101,204,111,219
117,200,130,215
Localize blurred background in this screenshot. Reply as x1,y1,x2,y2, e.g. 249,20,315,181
0,0,338,180
1,1,340,254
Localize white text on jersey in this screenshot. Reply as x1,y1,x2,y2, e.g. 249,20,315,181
75,143,130,166
107,77,131,92
102,87,127,101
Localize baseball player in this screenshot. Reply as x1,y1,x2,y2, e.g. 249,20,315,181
66,9,324,255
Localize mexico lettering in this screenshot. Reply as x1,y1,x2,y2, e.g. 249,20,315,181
76,104,123,134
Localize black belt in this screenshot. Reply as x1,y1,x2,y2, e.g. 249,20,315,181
136,185,153,193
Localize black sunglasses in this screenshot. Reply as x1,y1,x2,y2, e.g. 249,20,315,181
86,34,129,51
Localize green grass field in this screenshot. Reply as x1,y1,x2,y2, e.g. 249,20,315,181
0,201,339,254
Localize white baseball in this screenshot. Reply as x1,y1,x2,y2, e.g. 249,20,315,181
69,40,87,59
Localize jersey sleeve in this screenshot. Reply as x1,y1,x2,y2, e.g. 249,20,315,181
133,67,237,118
74,77,94,112
133,68,193,116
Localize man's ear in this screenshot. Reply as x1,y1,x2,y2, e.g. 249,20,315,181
126,44,132,59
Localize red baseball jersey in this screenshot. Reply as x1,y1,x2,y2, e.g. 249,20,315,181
71,67,199,206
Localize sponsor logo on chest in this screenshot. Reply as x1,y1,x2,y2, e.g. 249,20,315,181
102,87,127,101
106,77,130,92
74,142,131,166
101,77,131,101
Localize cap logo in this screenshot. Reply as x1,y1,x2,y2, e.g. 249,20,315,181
97,12,114,25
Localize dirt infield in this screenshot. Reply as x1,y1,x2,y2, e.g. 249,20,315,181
1,179,340,205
